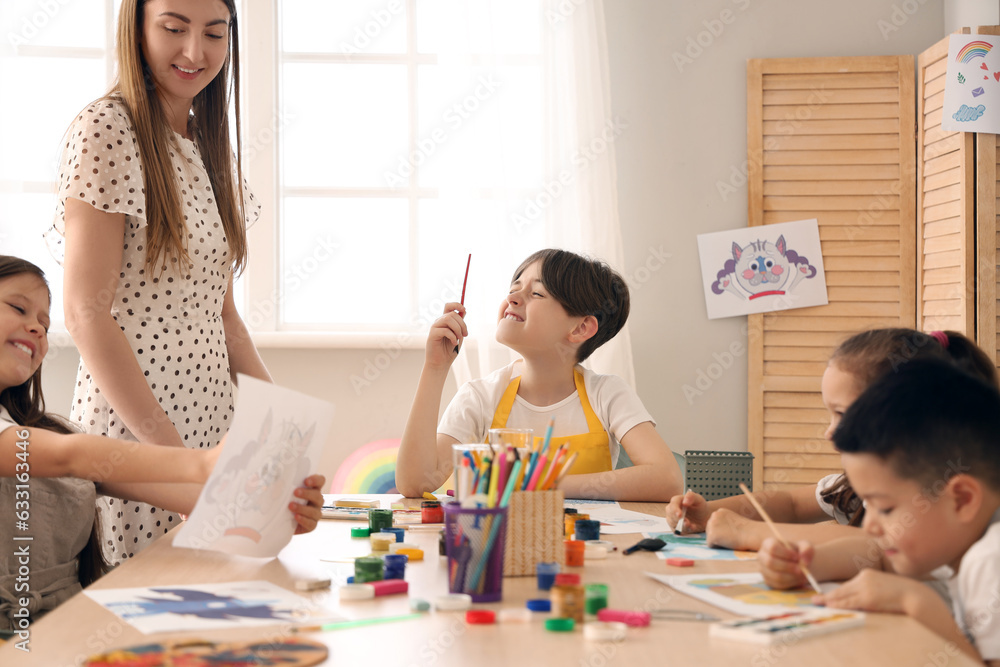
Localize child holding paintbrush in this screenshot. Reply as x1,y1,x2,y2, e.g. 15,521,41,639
396,249,682,501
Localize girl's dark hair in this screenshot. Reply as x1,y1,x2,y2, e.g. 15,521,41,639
0,255,108,585
512,249,630,362
821,328,999,525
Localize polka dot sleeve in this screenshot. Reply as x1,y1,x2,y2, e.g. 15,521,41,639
45,100,146,262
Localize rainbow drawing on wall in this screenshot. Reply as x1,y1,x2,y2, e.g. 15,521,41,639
956,40,993,63
331,439,400,494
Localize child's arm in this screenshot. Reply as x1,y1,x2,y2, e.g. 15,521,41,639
705,509,863,551
62,200,184,448
667,485,829,533
556,422,680,502
758,535,890,589
222,275,272,384
816,570,982,663
396,302,467,497
99,475,327,533
0,425,214,484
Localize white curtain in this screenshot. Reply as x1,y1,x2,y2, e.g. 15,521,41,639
450,0,636,390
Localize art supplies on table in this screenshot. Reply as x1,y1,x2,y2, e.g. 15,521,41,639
563,499,674,534
83,638,328,667
85,581,341,634
647,572,838,619
643,532,758,561
710,609,865,644
174,376,334,558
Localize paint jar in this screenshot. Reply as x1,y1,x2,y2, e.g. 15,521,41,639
421,500,444,524
551,582,585,623
354,556,384,583
536,562,560,590
384,553,408,580
585,583,609,615
369,508,393,534
565,540,585,567
563,509,579,537
574,519,601,541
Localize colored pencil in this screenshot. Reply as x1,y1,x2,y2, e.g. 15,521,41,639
738,483,822,594
454,253,472,353
550,451,578,488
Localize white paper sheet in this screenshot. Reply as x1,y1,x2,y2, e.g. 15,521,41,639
942,35,1000,135
174,375,334,557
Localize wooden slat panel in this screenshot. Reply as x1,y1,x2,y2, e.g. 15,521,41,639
923,218,963,238
748,56,915,489
763,149,899,166
763,453,841,469
923,233,961,254
763,407,830,422
763,392,826,408
824,271,901,286
763,88,899,106
767,134,899,151
762,103,899,121
762,119,899,135
762,468,834,484
763,181,899,197
765,211,901,226
923,150,962,177
765,331,850,348
977,132,999,367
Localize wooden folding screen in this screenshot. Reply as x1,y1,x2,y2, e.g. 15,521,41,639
979,132,1000,365
917,35,976,334
746,57,917,490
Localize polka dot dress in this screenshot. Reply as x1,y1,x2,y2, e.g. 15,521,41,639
45,98,260,566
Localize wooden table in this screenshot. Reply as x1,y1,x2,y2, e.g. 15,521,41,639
1,498,976,666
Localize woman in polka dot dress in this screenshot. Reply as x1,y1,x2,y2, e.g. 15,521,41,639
44,0,271,565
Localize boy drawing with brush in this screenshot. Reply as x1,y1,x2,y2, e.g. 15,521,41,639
759,360,1000,665
396,249,681,501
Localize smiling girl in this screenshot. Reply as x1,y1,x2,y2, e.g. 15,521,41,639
0,256,324,628
43,0,270,564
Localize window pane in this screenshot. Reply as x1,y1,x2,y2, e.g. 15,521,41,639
281,63,408,188
0,193,66,324
417,198,544,314
1,1,107,50
416,65,542,189
281,197,409,326
416,0,541,55
280,0,407,55
0,56,106,182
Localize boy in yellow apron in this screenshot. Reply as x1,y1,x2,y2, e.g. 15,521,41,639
396,249,682,501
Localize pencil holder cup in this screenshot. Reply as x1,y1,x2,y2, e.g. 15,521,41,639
443,502,508,602
503,489,566,576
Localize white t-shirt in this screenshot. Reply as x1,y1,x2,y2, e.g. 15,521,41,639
438,360,655,468
939,510,1000,660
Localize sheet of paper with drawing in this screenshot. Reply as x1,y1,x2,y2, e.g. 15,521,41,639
647,572,838,618
84,581,341,634
644,532,757,561
174,375,334,557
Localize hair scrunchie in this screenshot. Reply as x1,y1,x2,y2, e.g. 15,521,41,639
929,330,949,349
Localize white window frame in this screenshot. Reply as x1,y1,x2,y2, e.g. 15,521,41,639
239,0,545,349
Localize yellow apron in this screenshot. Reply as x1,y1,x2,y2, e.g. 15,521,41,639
489,368,612,475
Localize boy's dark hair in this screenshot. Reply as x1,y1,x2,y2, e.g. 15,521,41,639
512,249,630,362
834,359,1000,493
0,255,108,586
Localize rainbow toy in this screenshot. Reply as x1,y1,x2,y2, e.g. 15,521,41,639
331,439,400,494
957,40,993,63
